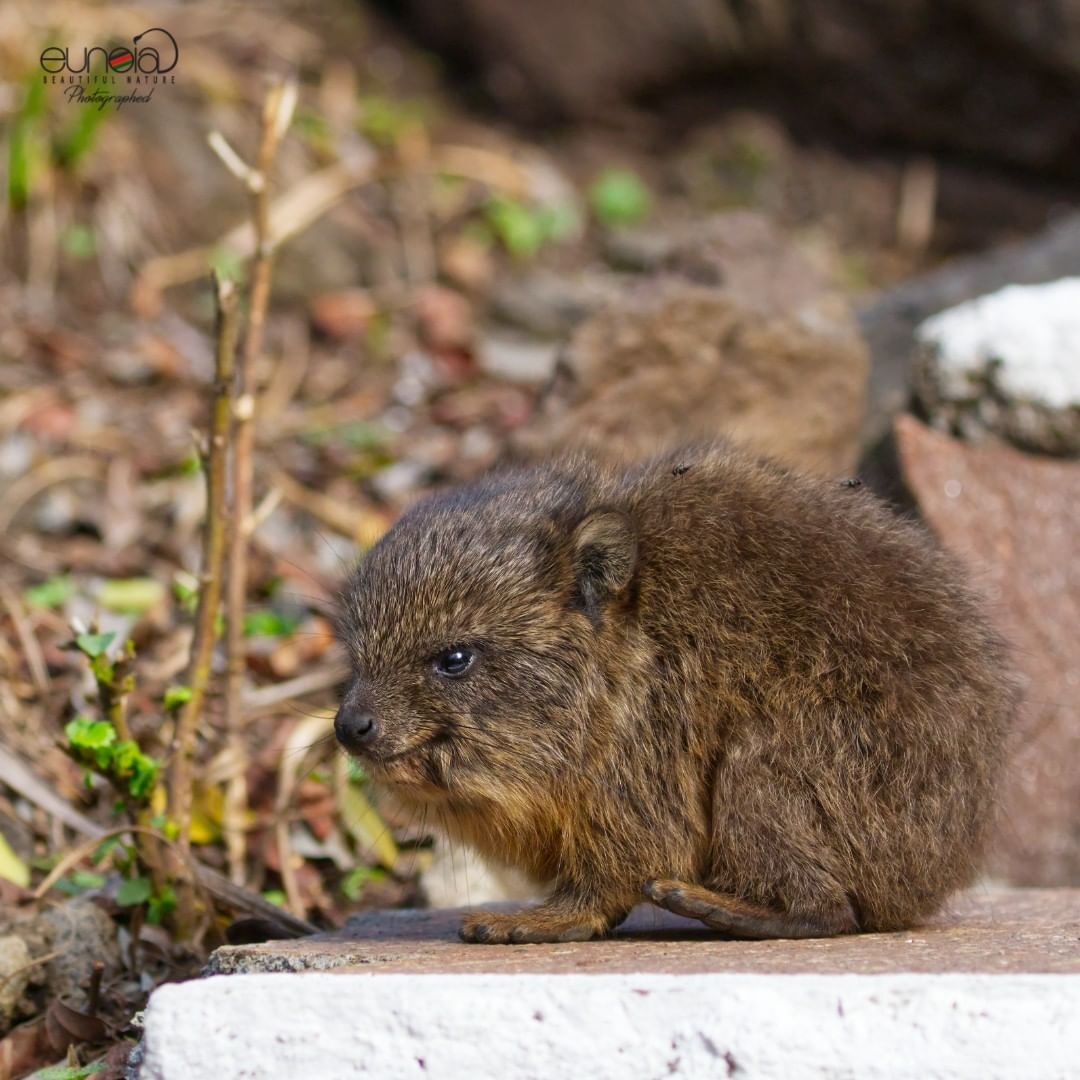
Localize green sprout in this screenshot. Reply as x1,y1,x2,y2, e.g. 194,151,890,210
588,168,651,228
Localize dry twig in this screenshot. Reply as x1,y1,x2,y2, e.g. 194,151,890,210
169,272,238,865
897,156,938,254
222,79,298,885
0,581,50,695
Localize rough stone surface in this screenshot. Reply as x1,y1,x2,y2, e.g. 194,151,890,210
36,899,123,1012
0,934,31,1030
516,214,867,476
138,970,1080,1080
896,416,1080,885
915,279,1080,455
489,269,625,339
208,889,1080,977
476,333,559,384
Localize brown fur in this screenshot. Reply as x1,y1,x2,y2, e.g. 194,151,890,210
336,444,1015,943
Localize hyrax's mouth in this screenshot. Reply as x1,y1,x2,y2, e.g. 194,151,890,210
358,732,447,772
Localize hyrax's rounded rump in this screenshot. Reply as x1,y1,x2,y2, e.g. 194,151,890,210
337,444,1015,943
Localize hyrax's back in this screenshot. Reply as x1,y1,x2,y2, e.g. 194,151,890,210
620,445,1014,932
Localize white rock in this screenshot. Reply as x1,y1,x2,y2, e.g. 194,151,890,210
138,971,1080,1079
916,278,1080,410
478,334,559,384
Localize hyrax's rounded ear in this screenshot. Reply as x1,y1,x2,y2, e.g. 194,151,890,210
572,509,637,622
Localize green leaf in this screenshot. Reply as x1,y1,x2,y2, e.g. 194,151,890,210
55,95,110,170
97,577,165,614
61,224,97,260
262,889,287,908
172,573,199,612
110,740,159,799
66,715,118,771
27,1062,104,1079
150,814,180,842
89,652,115,685
357,95,429,147
54,870,106,896
0,829,29,888
23,576,74,609
243,609,302,638
75,632,115,658
340,865,386,902
484,197,548,260
8,74,46,209
90,835,125,865
536,203,581,242
588,168,651,228
147,884,177,924
209,245,245,284
178,451,203,477
115,875,152,907
163,685,193,710
65,716,117,753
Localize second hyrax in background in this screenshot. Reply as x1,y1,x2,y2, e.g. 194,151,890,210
335,444,1014,943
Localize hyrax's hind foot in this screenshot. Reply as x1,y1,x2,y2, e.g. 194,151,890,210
459,903,618,944
643,880,858,940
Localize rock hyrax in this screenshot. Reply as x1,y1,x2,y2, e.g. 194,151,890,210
335,444,1014,943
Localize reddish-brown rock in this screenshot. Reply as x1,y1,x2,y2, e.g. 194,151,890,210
896,415,1080,885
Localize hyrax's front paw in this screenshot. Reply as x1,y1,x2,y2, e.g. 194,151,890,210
458,906,606,944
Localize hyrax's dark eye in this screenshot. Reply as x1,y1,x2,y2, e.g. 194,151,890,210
433,647,475,679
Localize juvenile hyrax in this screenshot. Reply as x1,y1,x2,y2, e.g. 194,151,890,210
335,444,1014,943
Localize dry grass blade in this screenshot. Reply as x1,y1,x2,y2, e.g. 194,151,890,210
274,710,335,916
242,661,349,715
0,744,103,838
0,456,103,536
130,158,375,314
0,581,49,695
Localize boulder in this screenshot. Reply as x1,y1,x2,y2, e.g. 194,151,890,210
516,213,868,476
895,415,1080,885
914,279,1080,455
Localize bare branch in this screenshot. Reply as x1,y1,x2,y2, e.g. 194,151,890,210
169,271,238,860
223,78,295,884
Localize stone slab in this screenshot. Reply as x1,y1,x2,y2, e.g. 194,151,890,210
138,890,1080,1078
138,970,1080,1079
208,888,1080,977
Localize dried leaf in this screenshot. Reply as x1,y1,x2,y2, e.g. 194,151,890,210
0,830,30,888
96,578,165,615
335,756,397,870
0,1016,52,1080
44,999,107,1055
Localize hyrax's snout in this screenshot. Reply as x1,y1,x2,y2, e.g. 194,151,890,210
334,680,378,753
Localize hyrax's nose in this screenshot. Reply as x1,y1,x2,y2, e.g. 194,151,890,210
334,681,379,753
335,703,378,752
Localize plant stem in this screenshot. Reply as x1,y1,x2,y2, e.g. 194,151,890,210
169,271,237,857
223,79,296,884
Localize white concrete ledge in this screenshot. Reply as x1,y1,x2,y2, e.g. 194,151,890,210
137,971,1080,1079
